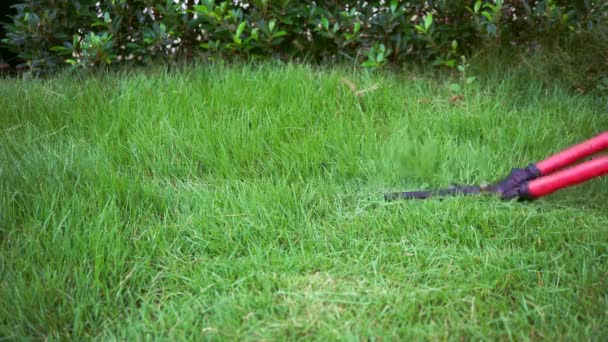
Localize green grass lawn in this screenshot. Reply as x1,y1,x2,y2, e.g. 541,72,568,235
1,63,607,340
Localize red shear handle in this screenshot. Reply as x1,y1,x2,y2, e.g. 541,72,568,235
535,132,608,175
526,156,608,198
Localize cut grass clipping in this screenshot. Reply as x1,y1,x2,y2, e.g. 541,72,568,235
1,63,607,340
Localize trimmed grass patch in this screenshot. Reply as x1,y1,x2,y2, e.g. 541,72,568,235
1,63,607,340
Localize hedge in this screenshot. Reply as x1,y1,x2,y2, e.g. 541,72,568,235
1,1,607,73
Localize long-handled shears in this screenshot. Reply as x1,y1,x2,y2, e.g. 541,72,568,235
385,131,608,201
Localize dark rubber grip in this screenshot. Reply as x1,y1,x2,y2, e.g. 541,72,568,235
535,132,608,175
526,156,608,198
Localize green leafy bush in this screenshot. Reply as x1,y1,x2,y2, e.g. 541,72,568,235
2,0,607,77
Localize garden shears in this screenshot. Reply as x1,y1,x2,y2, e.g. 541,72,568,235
385,131,608,201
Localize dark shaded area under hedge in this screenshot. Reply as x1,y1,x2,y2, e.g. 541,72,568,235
0,0,19,69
